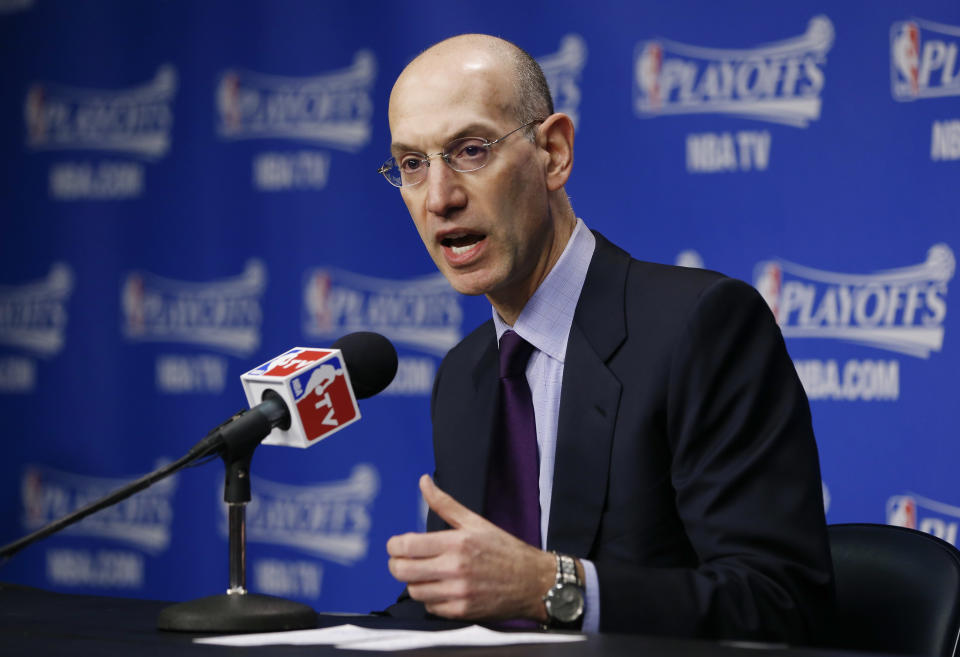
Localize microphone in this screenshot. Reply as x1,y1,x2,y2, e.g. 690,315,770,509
332,331,399,399
237,332,398,449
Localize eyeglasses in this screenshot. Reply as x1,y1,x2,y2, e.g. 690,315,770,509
378,119,543,188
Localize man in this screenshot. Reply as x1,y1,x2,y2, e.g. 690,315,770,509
380,34,833,643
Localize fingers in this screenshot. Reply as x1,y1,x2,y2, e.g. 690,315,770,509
404,580,479,620
419,474,486,531
386,529,461,559
388,547,466,584
398,549,554,622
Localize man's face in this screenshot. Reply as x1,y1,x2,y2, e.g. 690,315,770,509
388,48,557,309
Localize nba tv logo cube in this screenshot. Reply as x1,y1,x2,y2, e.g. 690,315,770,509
241,347,360,448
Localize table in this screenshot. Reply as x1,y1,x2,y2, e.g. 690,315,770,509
0,583,882,657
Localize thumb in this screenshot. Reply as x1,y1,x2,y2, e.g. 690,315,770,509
420,474,484,530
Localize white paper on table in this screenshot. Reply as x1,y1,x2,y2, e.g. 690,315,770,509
193,624,415,647
337,625,586,651
193,623,586,650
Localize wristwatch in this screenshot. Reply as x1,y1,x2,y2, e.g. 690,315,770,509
542,552,585,628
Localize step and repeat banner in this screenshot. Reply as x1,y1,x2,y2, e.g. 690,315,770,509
1,1,958,612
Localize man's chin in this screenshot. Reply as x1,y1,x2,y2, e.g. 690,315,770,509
441,269,499,298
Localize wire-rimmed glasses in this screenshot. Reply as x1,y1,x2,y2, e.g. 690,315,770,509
378,119,543,188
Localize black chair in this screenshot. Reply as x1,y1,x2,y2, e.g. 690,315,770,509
827,523,960,657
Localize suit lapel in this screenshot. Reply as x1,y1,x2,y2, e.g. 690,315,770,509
547,233,629,556
442,333,499,516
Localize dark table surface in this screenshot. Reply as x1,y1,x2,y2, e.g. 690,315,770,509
0,583,889,657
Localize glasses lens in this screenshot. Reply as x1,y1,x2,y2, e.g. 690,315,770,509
380,158,407,187
444,138,489,172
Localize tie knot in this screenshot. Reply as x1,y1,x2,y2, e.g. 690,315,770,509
499,330,535,379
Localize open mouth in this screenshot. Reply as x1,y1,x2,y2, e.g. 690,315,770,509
441,232,486,255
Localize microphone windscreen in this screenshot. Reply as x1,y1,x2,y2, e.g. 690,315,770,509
332,332,399,399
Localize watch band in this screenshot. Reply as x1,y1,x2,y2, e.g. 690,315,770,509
543,551,585,629
556,552,581,586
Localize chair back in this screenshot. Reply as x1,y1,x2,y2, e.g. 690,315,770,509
828,523,960,657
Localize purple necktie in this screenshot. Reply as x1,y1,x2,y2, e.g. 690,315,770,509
484,330,541,548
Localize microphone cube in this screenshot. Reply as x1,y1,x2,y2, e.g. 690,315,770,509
241,347,361,448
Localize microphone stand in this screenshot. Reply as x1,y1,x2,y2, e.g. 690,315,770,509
157,390,317,632
0,392,317,633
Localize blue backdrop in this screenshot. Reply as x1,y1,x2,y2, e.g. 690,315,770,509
1,0,958,612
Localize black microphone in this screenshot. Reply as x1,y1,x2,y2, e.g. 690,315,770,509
332,331,399,399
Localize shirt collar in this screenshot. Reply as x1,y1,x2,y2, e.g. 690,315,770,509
493,218,596,363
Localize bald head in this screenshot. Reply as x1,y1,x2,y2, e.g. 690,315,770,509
390,34,553,129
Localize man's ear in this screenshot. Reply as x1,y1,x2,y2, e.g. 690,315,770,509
537,113,575,191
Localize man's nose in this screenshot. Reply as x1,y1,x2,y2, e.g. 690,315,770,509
424,160,467,217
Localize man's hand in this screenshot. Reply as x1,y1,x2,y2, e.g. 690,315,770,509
386,474,555,622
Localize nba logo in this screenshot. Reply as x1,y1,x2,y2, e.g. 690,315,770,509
254,348,329,377
25,85,47,144
887,495,917,529
122,274,146,335
218,72,242,133
290,355,358,442
636,42,664,109
754,262,782,323
304,271,334,334
891,22,920,98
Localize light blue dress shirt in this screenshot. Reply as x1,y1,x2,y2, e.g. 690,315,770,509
491,218,600,632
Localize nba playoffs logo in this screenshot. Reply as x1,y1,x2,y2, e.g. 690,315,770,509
0,263,74,356
635,16,834,127
21,463,177,554
303,269,462,357
891,19,960,101
216,51,376,151
122,259,265,355
888,493,960,545
229,464,380,564
25,66,177,158
755,244,954,358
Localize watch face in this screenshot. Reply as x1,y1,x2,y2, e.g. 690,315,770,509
546,583,584,623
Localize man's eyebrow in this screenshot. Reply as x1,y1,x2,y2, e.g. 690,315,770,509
448,123,499,141
390,123,500,156
390,141,421,157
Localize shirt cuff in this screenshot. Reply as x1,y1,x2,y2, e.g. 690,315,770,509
580,558,600,633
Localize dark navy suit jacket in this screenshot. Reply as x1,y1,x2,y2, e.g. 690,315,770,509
389,232,834,643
